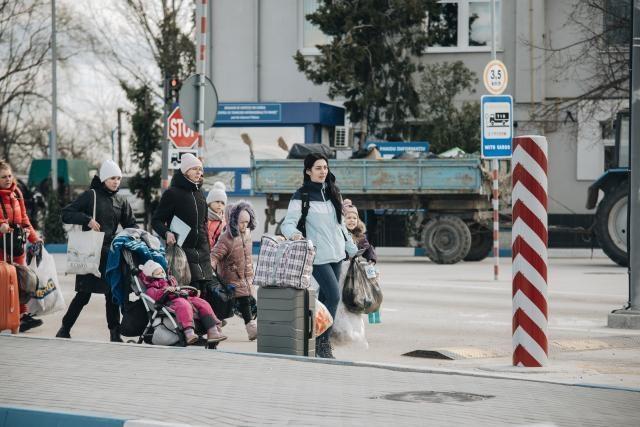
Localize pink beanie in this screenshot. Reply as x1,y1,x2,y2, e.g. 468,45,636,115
180,153,203,174
342,199,358,217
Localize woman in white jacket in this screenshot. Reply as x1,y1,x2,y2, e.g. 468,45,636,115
281,153,358,358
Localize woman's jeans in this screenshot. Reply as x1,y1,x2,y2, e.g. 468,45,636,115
311,262,342,340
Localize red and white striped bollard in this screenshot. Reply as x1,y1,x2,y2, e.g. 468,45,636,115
512,135,549,367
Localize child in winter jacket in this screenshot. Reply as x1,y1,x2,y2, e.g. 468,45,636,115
342,199,377,263
206,181,227,249
210,200,257,341
138,260,226,345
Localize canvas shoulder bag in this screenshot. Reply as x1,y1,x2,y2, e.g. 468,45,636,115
65,189,105,277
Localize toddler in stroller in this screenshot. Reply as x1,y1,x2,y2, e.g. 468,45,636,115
138,260,226,345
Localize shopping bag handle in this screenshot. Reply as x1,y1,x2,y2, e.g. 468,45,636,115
91,189,97,220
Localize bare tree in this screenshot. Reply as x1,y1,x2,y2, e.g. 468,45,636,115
87,0,195,96
537,0,630,120
0,0,96,172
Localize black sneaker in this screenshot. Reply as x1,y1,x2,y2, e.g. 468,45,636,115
19,314,43,333
55,327,71,339
110,327,123,343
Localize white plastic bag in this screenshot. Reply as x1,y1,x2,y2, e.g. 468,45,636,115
331,301,368,349
331,260,368,348
27,248,66,316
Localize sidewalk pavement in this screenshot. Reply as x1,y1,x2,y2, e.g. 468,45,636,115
1,335,639,426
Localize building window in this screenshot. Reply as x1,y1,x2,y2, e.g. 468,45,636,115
603,0,630,47
427,0,501,52
300,0,330,55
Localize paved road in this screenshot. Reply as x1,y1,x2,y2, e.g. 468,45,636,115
23,254,640,388
1,335,639,426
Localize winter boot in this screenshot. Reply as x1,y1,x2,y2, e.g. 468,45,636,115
207,326,227,343
55,326,71,339
184,328,199,345
109,326,123,343
20,314,43,332
245,320,257,341
315,335,335,359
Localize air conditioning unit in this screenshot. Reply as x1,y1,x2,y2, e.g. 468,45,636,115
334,126,354,149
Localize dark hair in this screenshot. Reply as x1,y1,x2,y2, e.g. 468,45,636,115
302,153,342,223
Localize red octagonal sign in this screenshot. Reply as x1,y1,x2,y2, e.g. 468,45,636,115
168,106,199,148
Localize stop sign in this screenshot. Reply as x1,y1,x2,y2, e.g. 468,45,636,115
168,106,199,148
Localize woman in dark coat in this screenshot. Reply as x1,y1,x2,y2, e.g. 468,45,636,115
56,160,137,342
151,154,214,289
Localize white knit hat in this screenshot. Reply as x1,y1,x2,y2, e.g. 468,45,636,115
206,181,227,204
179,153,203,174
138,260,165,278
99,160,122,182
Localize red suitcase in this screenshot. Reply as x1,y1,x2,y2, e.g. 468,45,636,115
0,234,20,334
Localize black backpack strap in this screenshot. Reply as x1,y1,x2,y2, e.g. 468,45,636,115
296,192,310,238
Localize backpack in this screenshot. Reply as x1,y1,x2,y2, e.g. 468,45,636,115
296,192,310,238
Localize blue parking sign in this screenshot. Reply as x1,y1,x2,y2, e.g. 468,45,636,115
481,95,513,159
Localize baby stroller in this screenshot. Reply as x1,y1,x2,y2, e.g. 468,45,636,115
118,248,219,349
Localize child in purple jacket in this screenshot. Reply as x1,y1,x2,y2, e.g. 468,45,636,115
138,260,226,345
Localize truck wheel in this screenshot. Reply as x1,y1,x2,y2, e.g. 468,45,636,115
464,224,492,262
423,216,472,264
594,183,628,267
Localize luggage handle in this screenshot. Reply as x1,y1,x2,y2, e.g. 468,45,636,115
9,285,15,313
307,308,314,339
2,229,13,263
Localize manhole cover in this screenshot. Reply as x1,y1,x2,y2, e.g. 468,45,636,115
375,390,493,404
402,350,454,360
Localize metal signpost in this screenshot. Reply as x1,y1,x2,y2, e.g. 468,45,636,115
481,95,513,281
51,0,58,191
609,0,640,328
195,0,208,160
481,0,513,281
630,0,640,316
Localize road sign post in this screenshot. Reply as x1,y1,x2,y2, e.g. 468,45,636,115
481,94,513,281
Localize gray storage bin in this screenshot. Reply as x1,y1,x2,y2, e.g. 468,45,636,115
257,287,316,357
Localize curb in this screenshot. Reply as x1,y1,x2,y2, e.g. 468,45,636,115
6,334,640,394
0,405,194,427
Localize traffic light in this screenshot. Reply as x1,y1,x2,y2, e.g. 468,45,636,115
169,77,181,101
164,77,181,103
